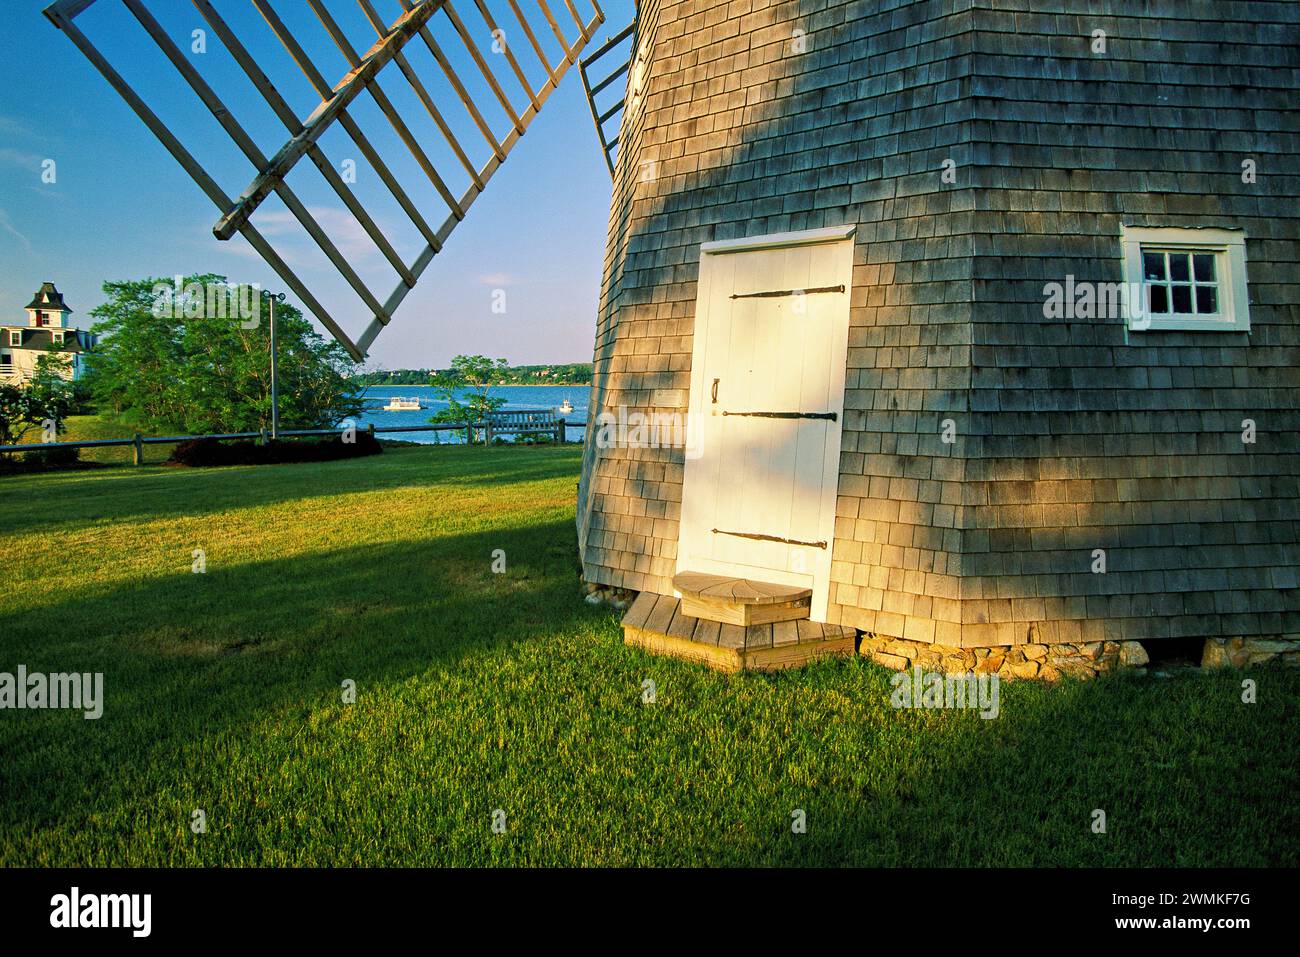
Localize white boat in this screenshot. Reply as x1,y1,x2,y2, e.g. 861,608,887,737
558,397,574,415
382,396,421,411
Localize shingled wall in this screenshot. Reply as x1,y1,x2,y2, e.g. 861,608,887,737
952,0,1300,647
577,0,1300,649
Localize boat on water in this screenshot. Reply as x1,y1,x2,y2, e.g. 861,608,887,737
382,396,421,411
558,396,574,415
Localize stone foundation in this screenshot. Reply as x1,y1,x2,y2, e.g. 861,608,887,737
582,581,635,611
1201,636,1300,669
861,633,1300,681
594,582,1300,677
857,634,1137,681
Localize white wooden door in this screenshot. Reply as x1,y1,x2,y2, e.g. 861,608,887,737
677,226,854,623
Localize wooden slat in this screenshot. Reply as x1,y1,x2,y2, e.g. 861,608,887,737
679,596,744,626
537,0,576,63
796,619,823,643
745,623,774,651
192,0,415,287
673,571,811,604
624,624,854,674
590,60,628,96
42,0,100,20
560,0,590,40
578,57,613,177
413,29,504,160
644,594,677,635
623,627,743,674
507,0,553,74
355,0,482,188
307,0,464,221
579,18,636,68
680,594,808,627
471,0,541,110
442,2,524,132
597,96,625,124
52,0,606,368
211,0,442,240
620,591,657,631
43,8,362,359
718,623,745,650
693,619,721,647
358,3,603,350
665,604,698,641
743,636,855,672
123,0,394,322
772,620,799,647
252,0,444,252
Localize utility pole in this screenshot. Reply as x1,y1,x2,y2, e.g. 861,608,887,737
268,291,285,440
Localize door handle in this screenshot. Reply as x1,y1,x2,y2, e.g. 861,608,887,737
711,378,719,404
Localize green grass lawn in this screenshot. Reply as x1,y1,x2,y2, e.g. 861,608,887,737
1,446,1296,866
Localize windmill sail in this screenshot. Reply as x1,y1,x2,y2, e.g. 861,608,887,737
44,0,605,359
577,17,634,178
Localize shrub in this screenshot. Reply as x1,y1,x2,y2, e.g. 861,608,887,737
21,446,81,468
169,432,382,468
512,432,554,446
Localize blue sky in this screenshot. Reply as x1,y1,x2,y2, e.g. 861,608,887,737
0,0,634,369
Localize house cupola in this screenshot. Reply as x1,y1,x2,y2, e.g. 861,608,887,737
25,282,71,329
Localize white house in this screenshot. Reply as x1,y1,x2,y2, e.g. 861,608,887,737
0,282,95,385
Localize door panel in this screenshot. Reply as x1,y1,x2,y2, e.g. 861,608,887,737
677,228,854,622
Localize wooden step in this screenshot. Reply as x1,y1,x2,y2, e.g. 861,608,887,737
672,570,812,626
621,592,855,673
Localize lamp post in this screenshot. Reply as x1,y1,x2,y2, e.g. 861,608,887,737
268,291,285,440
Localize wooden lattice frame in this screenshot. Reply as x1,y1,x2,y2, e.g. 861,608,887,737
44,0,605,359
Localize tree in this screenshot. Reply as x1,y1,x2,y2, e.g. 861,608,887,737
83,275,364,434
429,355,508,442
0,353,75,454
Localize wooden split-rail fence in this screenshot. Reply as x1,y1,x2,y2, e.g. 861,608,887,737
0,410,571,466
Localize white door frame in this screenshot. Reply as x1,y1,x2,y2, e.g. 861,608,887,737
677,225,855,622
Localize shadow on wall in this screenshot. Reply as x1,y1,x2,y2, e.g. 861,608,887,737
578,0,1299,645
579,0,958,574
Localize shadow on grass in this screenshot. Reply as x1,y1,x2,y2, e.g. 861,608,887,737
3,496,1296,865
0,517,605,834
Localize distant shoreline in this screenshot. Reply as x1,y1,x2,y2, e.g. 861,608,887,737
357,383,585,389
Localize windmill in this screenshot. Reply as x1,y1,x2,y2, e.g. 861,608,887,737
44,0,633,359
51,0,1300,679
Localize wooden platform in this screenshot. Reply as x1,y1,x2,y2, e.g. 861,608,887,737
621,592,856,673
671,570,812,626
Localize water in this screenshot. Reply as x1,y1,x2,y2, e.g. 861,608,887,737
354,385,590,444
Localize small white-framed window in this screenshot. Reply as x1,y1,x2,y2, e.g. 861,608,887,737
8,330,20,347
52,330,65,345
1120,225,1250,332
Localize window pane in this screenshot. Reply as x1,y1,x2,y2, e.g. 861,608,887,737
1169,253,1191,282
1143,252,1166,280
1193,254,1216,282
1148,284,1168,314
1171,284,1193,313
1196,285,1218,314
